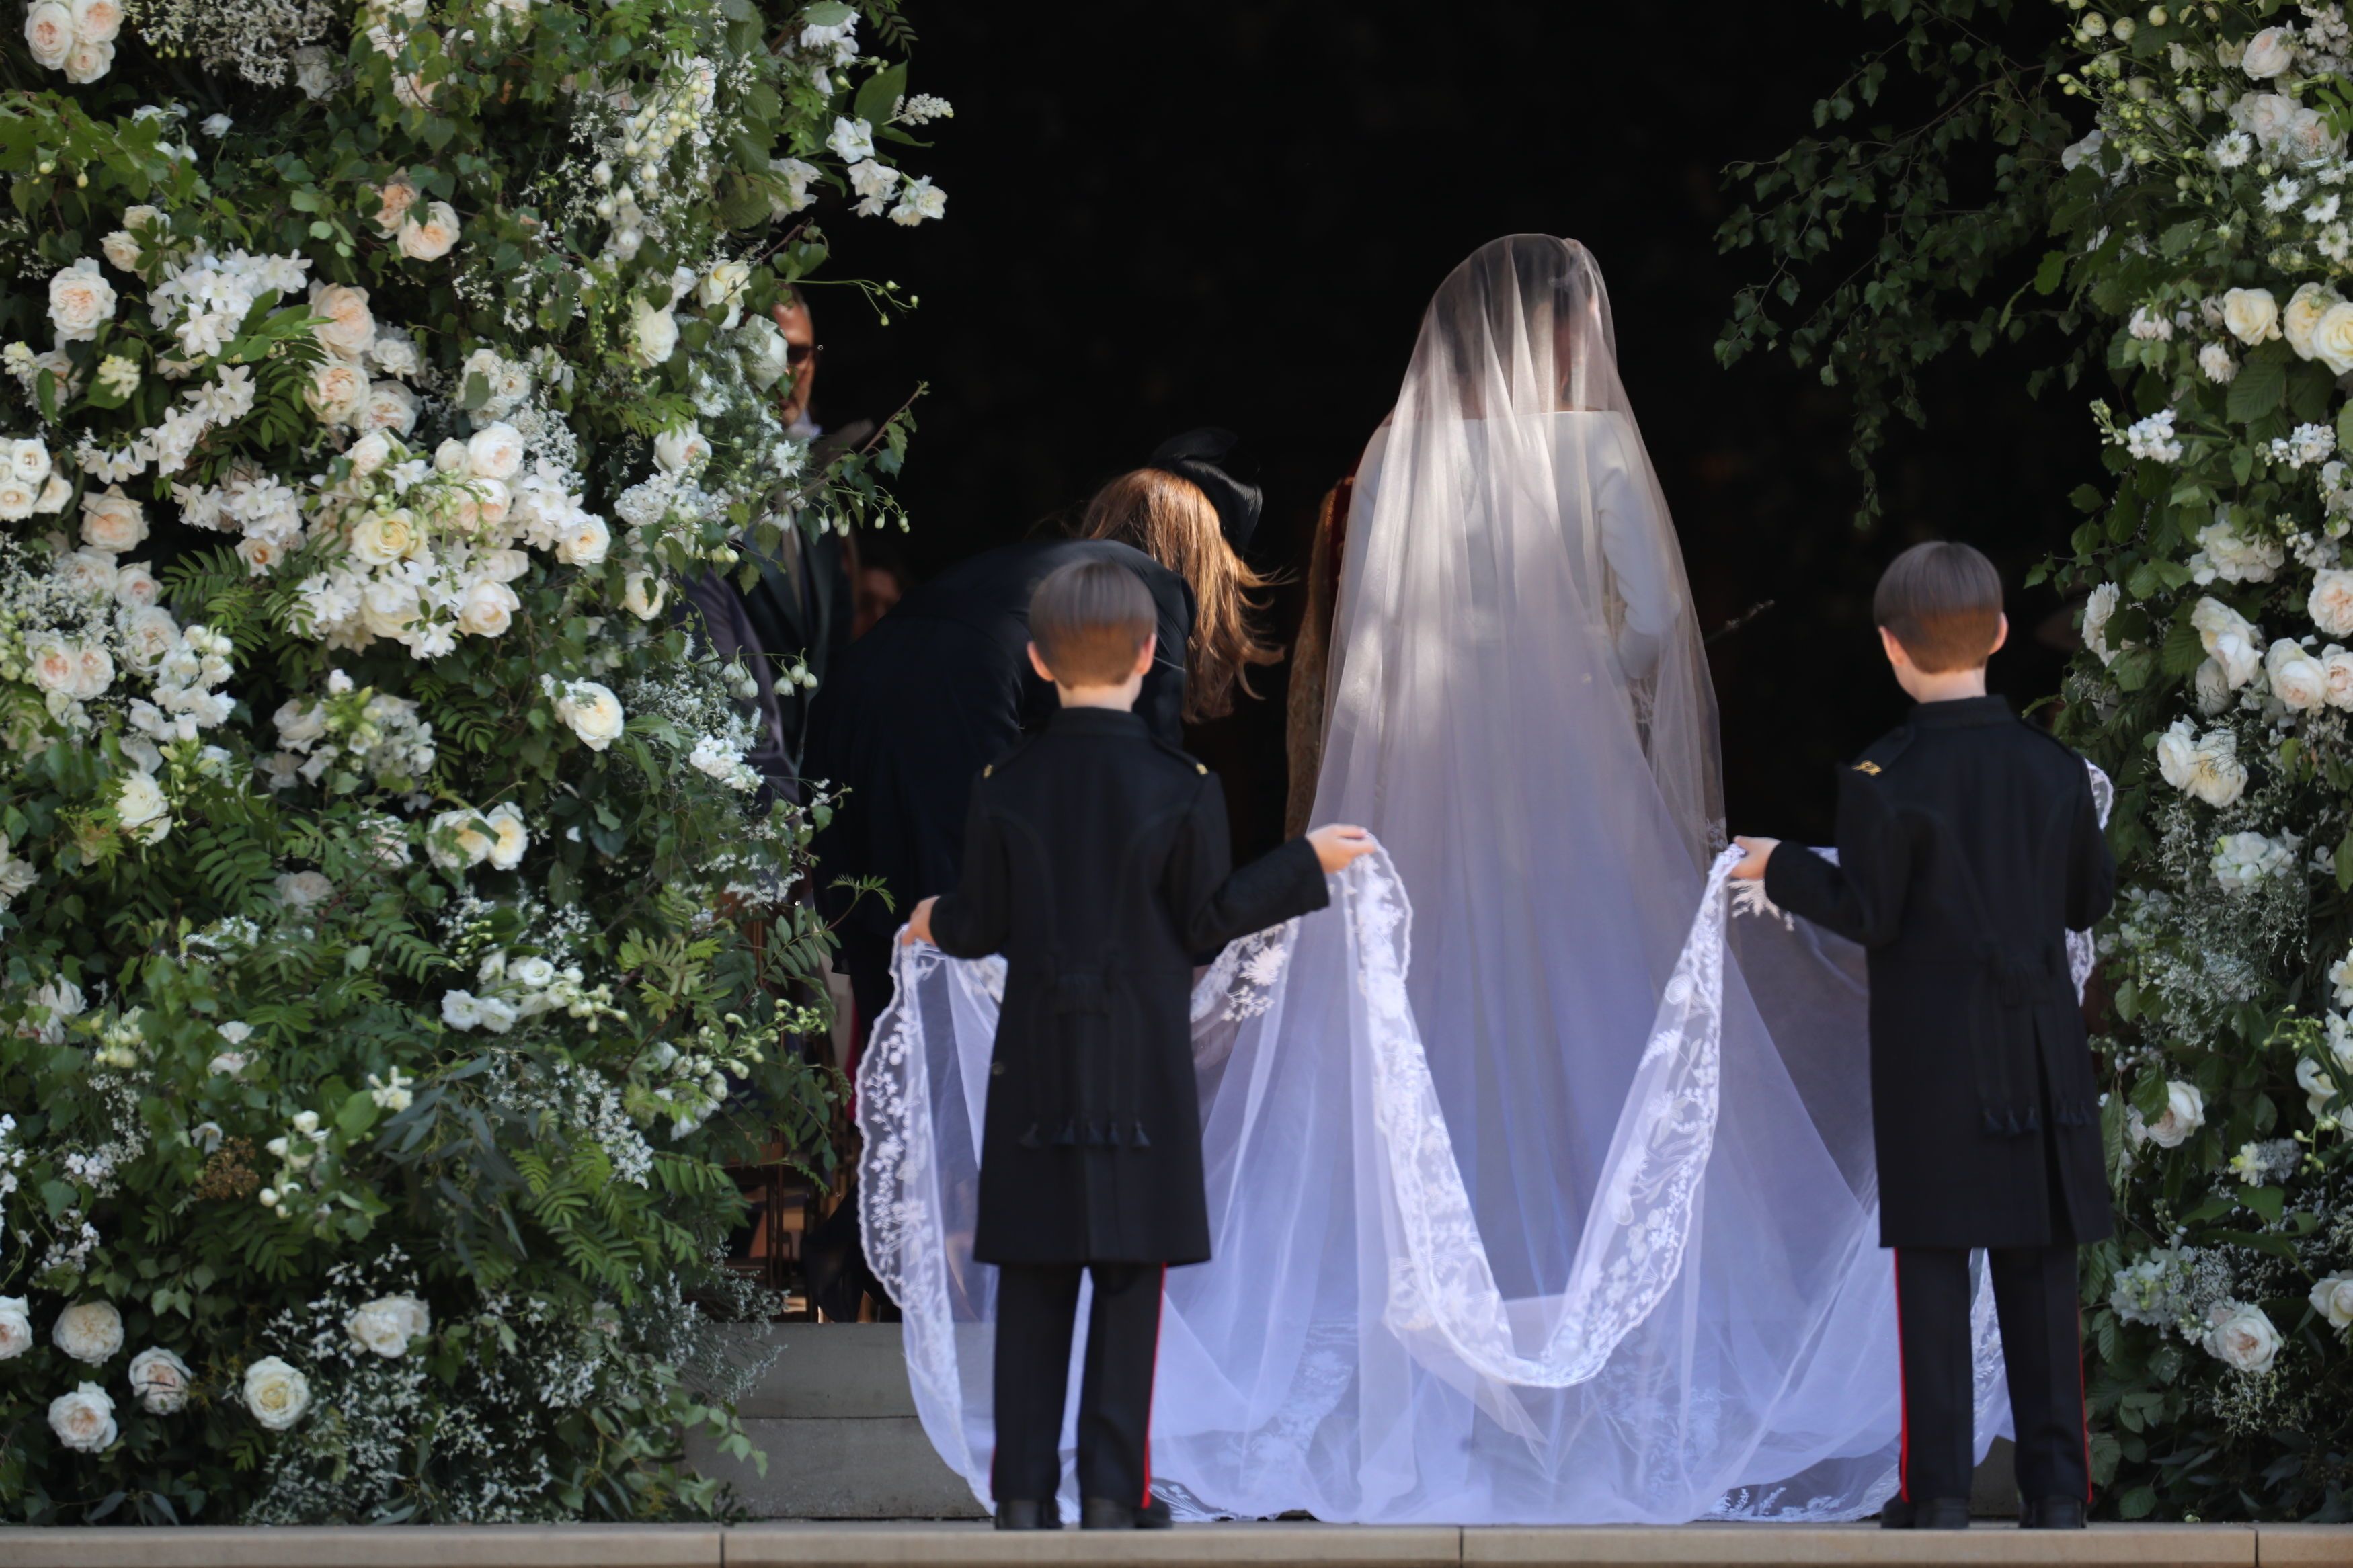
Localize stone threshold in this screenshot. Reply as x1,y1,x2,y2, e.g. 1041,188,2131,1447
0,1520,2346,1568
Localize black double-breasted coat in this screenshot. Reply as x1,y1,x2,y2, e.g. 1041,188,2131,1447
805,539,1193,985
927,706,1329,1265
1762,696,2117,1249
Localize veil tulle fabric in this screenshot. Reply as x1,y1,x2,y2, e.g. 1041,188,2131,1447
860,237,2016,1522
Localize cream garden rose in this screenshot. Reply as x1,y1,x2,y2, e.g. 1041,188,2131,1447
79,485,145,553
373,172,420,235
115,772,170,845
483,802,528,870
2134,1079,2206,1149
2202,1301,2284,1373
2221,286,2280,345
2243,24,2297,78
2311,1273,2353,1332
2285,282,2341,360
52,1298,123,1364
309,282,376,360
397,201,462,262
456,577,518,637
23,2,71,67
346,1294,431,1358
307,360,369,426
2267,638,2328,711
46,258,113,342
628,296,680,368
243,1355,311,1430
466,422,526,481
0,1296,31,1360
555,679,626,750
48,1383,117,1453
2312,569,2353,638
128,1346,192,1413
2312,302,2353,376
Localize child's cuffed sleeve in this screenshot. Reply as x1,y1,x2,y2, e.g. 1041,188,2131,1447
928,784,1011,958
1168,776,1330,960
2064,771,2116,933
1762,768,1915,949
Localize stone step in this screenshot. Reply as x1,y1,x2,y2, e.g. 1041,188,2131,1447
2,1521,2346,1568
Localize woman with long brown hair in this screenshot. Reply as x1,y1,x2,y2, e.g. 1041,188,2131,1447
804,430,1279,1033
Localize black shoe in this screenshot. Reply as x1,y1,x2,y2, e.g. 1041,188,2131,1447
994,1499,1058,1530
1882,1497,1970,1530
1136,1493,1174,1529
2021,1497,2087,1530
1082,1497,1159,1529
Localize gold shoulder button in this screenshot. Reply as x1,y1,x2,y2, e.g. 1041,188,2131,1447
1853,760,1882,776
1196,762,1208,775
982,764,994,778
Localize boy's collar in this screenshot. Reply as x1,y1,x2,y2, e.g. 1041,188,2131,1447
1907,694,2012,728
1049,706,1147,734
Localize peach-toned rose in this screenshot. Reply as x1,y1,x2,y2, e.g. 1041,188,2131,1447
374,173,420,237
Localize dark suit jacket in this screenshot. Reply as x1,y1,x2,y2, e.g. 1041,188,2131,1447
1763,696,2116,1249
928,706,1328,1264
805,538,1193,983
677,526,852,802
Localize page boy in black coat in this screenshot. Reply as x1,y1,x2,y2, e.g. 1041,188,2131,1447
1730,542,2115,1532
905,559,1375,1531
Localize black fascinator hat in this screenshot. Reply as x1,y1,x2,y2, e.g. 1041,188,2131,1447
1148,427,1263,551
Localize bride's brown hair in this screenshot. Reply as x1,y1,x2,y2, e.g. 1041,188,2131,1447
1078,468,1281,723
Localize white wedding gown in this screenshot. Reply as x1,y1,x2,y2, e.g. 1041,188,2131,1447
858,237,2075,1524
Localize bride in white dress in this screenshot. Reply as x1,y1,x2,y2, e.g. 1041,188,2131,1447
859,235,2011,1524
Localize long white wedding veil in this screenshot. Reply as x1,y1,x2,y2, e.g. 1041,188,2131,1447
859,235,2011,1523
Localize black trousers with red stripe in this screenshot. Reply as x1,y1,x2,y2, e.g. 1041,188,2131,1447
991,1262,1164,1506
1895,1245,2088,1507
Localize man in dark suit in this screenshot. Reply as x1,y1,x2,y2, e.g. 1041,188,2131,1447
1732,541,2115,1532
905,559,1371,1530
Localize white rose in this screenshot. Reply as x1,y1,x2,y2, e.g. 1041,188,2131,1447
115,772,169,844
28,638,77,695
349,508,420,567
69,0,122,44
70,641,113,699
0,1297,32,1360
364,380,418,436
2311,303,2353,376
307,282,376,361
397,201,462,263
2286,283,2342,360
56,547,117,600
2139,1080,2206,1149
307,360,368,426
628,296,679,368
346,1295,429,1358
2194,657,2231,716
48,1383,117,1453
555,513,610,566
119,606,178,673
2202,1301,2283,1373
359,577,422,640
373,173,419,237
2081,582,2120,665
61,34,107,80
79,485,145,553
737,314,790,391
24,1,72,67
48,258,114,342
653,424,707,474
699,261,751,329
2323,647,2353,710
483,802,528,870
275,869,333,907
370,329,420,380
52,1299,124,1364
348,429,392,477
456,577,518,637
2191,596,2264,686
272,696,328,749
555,679,626,751
429,807,495,870
2221,287,2280,345
465,422,525,481
2312,1273,2353,1331
2268,638,2329,710
2315,569,2353,638
13,438,52,483
621,569,666,620
243,1356,311,1430
112,559,158,608
0,474,36,523
2243,26,2297,79
128,1346,192,1413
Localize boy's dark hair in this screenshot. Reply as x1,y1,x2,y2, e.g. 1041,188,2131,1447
1029,559,1155,686
1874,541,2005,673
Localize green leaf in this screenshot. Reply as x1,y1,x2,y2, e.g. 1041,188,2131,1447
2069,483,2105,514
2241,1184,2286,1223
802,0,854,23
854,63,908,133
2034,249,2069,296
339,1089,381,1139
2228,347,2288,423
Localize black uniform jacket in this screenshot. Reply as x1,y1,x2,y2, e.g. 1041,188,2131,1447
927,706,1328,1266
805,539,1192,983
1762,696,2117,1249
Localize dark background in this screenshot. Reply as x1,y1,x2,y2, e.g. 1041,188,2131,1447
814,0,2100,855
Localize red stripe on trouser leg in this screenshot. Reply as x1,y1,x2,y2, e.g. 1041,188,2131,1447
1142,1265,1165,1508
1892,1253,1909,1503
